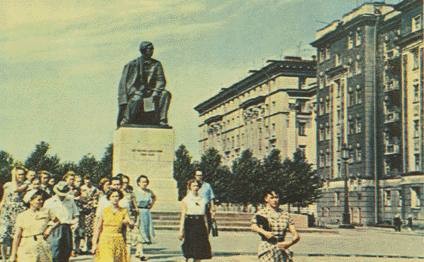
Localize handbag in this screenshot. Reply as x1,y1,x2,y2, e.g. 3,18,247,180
285,249,294,262
211,219,219,237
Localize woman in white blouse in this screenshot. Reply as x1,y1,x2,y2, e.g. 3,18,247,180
178,179,212,261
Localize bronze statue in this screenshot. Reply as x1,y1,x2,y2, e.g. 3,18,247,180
117,41,171,127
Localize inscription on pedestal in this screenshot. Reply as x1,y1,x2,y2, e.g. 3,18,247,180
132,149,163,161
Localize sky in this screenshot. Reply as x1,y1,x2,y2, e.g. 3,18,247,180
1,0,402,164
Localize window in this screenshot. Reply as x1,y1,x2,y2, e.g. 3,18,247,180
326,152,331,166
412,49,419,70
384,190,392,206
319,78,325,89
325,48,331,60
414,120,419,138
326,126,330,139
298,122,306,136
412,15,422,32
349,120,355,134
271,123,276,137
337,136,341,150
348,35,354,49
335,54,342,66
415,154,421,171
356,148,362,161
322,101,326,114
356,118,362,133
298,145,306,157
349,91,355,106
326,99,330,112
355,31,362,46
410,187,421,208
323,152,327,167
414,140,420,151
356,90,362,104
398,190,403,207
335,192,341,206
355,61,362,74
337,110,341,124
413,84,420,102
319,49,325,62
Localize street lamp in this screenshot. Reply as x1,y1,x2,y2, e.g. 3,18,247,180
339,143,355,229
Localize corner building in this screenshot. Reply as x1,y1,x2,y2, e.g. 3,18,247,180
195,57,317,168
311,1,423,226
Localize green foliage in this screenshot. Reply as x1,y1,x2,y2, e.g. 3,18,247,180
93,143,113,187
281,150,323,207
0,142,113,188
0,151,14,185
173,144,195,200
24,142,61,173
231,149,261,206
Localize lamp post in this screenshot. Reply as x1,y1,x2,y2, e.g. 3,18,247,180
339,143,355,228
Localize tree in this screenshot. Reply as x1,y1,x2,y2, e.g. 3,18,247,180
78,154,98,177
281,150,322,212
231,149,261,209
25,141,60,173
94,144,113,187
199,147,233,205
0,151,14,185
173,144,195,200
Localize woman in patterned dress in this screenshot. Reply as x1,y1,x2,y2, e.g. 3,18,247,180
133,175,156,261
92,189,134,262
251,187,300,262
9,189,60,262
0,167,27,262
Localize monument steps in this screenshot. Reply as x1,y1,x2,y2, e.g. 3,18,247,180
152,211,254,232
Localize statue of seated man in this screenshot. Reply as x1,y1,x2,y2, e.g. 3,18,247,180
117,41,171,127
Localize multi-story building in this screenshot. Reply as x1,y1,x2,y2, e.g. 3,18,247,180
311,1,423,226
194,57,317,167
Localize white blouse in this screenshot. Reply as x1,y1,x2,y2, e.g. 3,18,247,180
183,191,207,215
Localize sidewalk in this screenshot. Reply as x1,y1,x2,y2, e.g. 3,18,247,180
69,227,424,262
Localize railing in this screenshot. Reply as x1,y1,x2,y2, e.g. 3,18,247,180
385,144,400,155
385,49,400,61
384,80,400,92
384,111,400,124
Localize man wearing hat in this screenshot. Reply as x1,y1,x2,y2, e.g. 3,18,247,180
117,41,172,127
44,181,79,262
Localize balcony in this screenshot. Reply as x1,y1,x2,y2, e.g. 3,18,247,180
384,80,400,92
384,49,400,61
385,144,401,155
384,111,400,124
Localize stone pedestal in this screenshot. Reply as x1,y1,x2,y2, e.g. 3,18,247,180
113,126,180,211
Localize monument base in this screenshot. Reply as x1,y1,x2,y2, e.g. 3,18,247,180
113,126,180,212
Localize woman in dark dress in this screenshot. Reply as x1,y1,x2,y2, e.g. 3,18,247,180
178,179,211,262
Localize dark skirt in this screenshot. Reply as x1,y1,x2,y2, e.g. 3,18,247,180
182,215,212,260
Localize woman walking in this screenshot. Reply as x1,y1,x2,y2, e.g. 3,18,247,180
251,187,300,262
0,167,27,262
9,189,60,262
178,179,212,262
133,175,156,261
92,189,134,262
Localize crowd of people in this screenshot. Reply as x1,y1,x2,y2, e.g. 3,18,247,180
0,166,301,262
0,167,157,262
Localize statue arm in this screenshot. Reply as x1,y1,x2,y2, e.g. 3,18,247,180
153,62,166,95
118,64,132,106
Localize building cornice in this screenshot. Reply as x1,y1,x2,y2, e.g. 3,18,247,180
194,59,316,114
394,0,422,12
394,30,423,48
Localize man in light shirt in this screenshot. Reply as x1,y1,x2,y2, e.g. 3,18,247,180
44,181,79,262
194,169,216,233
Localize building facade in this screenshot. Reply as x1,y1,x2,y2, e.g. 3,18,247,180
195,57,317,167
311,1,423,226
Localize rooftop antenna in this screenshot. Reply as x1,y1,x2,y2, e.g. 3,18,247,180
297,41,302,56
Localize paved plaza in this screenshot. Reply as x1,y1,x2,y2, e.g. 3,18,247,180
69,227,423,262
